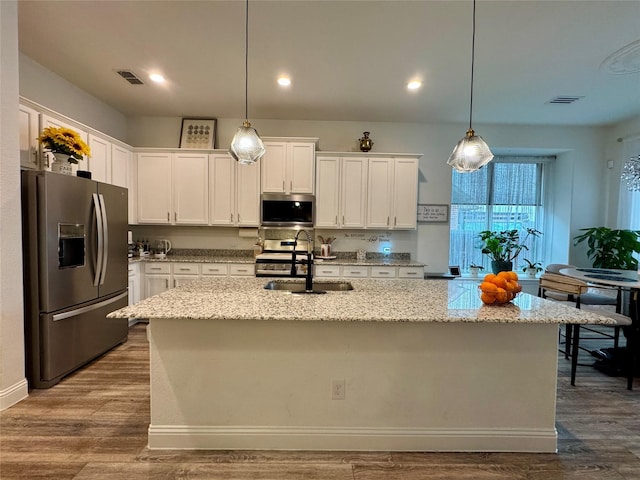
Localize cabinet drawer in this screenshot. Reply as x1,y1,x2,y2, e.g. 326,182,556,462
229,264,254,276
201,263,229,276
144,263,171,274
172,263,200,275
128,263,138,276
398,266,424,279
342,266,369,278
314,265,341,277
370,266,397,278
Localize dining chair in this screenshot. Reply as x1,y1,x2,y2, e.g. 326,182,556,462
538,272,634,389
544,264,621,311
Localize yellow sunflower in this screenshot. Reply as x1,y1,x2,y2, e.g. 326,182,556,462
38,126,91,163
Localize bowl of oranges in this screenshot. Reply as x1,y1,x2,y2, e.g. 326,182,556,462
478,271,522,305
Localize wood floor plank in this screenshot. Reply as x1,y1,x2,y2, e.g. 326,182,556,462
73,462,354,480
1,323,638,480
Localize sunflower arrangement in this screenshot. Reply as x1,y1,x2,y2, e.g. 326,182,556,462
37,126,91,164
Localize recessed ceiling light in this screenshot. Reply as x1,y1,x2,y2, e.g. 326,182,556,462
407,80,422,91
277,76,291,87
149,73,166,83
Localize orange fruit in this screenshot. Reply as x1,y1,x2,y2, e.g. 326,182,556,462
490,276,507,289
508,271,519,281
513,283,522,293
497,271,512,281
483,273,497,283
495,287,508,303
481,293,496,304
505,280,517,292
479,281,498,293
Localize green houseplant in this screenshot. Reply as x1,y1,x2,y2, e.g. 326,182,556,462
478,228,542,274
573,227,640,270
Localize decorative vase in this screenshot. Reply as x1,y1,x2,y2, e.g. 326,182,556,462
525,268,538,278
491,260,513,274
320,243,332,257
469,267,481,277
358,131,374,152
51,153,74,176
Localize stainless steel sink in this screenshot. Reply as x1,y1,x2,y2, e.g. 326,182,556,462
264,280,354,294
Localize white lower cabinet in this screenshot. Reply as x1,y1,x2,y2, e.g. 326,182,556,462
314,264,341,278
128,263,141,306
202,263,229,276
398,266,425,279
229,264,254,276
144,263,171,298
341,266,369,278
314,264,424,279
370,266,396,278
172,263,200,287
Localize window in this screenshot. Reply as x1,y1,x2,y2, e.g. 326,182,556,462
449,157,550,271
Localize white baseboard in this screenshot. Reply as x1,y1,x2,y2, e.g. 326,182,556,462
148,425,558,452
0,378,28,411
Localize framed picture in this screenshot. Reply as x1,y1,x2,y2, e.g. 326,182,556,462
417,204,449,223
179,118,217,149
448,265,461,276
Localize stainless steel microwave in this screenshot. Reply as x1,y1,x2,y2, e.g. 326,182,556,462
261,193,315,228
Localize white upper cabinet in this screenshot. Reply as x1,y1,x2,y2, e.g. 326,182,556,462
367,157,395,229
261,139,317,194
235,158,261,226
87,134,110,183
209,154,236,225
19,104,40,170
111,144,131,189
392,158,419,229
172,152,209,225
136,152,173,224
316,156,367,228
209,153,260,226
367,157,419,230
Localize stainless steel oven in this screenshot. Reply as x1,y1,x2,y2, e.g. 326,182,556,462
255,239,311,277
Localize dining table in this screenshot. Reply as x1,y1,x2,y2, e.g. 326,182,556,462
559,267,639,388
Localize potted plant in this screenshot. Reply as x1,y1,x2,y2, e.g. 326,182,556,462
573,227,640,270
521,259,543,278
469,264,484,277
478,228,542,274
37,126,91,175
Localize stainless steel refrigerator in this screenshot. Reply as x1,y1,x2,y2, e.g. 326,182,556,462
21,170,129,389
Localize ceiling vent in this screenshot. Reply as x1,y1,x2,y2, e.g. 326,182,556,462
116,70,144,85
547,96,584,105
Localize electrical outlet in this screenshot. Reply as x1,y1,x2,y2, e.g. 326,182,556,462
383,247,391,255
331,379,346,400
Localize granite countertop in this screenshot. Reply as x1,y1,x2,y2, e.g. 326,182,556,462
130,254,255,264
130,251,425,267
109,277,615,325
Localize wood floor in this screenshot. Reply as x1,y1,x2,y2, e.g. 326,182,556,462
1,323,639,479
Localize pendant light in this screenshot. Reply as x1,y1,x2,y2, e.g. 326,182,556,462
229,0,265,165
447,0,494,173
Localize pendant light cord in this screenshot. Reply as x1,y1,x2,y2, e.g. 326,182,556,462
244,0,249,121
469,0,477,131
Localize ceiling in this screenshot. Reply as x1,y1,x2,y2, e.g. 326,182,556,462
17,0,640,127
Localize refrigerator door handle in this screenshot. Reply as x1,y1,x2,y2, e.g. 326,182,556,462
52,292,129,322
93,193,104,287
98,193,109,285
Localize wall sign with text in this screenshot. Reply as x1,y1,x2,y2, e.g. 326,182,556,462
417,204,449,223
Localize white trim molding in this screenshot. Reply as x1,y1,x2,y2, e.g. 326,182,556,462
148,425,558,453
0,378,28,411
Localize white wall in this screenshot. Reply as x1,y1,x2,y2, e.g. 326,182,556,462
0,0,28,410
19,53,128,142
128,116,607,271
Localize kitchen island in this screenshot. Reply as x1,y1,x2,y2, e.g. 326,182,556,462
109,277,616,453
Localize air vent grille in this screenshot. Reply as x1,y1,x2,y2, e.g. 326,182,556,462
547,96,584,105
116,70,144,85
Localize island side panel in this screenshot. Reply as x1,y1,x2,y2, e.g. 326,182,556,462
148,318,558,452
